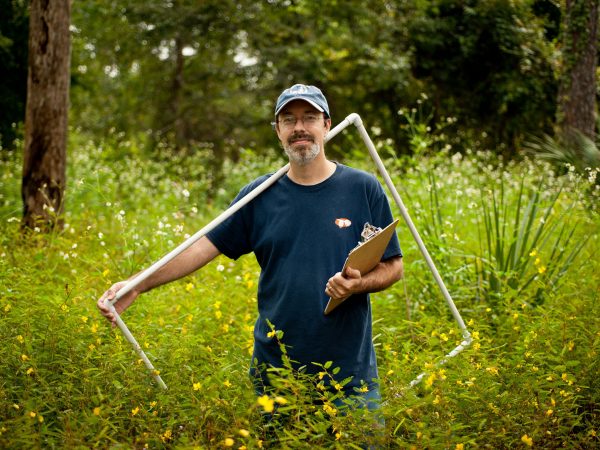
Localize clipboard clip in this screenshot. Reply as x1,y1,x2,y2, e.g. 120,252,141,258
360,222,383,244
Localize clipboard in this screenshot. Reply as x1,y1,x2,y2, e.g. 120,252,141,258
324,219,399,315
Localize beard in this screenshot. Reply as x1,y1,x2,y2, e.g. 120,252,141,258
283,132,321,166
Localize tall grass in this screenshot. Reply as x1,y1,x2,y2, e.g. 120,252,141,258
0,135,598,448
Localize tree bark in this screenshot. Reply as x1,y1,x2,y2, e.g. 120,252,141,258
22,0,71,230
556,0,598,139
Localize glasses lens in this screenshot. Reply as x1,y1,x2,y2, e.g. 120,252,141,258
279,114,321,128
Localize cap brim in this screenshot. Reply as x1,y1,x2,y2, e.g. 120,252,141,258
275,97,325,116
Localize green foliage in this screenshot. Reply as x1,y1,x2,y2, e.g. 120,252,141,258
1,131,599,448
525,130,600,175
66,0,568,161
407,0,558,150
0,0,28,149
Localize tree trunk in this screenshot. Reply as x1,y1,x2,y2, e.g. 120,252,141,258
170,35,186,151
22,0,71,231
556,0,598,139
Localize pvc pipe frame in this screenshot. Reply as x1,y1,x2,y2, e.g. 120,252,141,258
106,113,471,390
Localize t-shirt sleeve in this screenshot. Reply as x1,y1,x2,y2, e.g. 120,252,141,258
370,177,403,260
206,178,265,260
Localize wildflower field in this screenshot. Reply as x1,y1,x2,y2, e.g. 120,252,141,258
0,135,598,449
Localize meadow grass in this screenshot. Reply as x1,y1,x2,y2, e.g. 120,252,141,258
0,136,598,449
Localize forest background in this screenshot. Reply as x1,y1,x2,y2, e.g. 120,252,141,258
0,0,599,448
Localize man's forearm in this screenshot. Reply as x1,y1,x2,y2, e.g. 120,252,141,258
354,256,403,295
136,236,221,293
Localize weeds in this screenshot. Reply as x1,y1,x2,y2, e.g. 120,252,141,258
0,135,598,448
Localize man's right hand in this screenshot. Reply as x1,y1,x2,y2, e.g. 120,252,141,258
97,281,140,327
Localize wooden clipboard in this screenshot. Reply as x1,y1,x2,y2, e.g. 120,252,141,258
324,219,399,315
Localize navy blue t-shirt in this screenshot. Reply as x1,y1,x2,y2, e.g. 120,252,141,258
207,164,402,392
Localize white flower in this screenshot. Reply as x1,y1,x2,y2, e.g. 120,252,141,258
216,264,225,272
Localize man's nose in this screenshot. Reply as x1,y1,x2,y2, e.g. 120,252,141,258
293,117,307,131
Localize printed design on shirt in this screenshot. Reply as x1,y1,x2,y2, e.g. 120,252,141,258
334,218,352,228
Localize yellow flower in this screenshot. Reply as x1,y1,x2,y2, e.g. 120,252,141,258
529,249,537,257
456,444,464,450
162,429,172,442
102,268,110,277
318,371,326,380
534,257,541,266
223,380,232,388
81,316,89,323
357,386,369,393
185,282,194,292
93,407,101,416
538,266,547,274
21,354,29,361
568,341,575,351
150,401,157,408
29,411,36,418
546,409,553,416
274,396,287,405
239,428,250,437
26,368,34,375
266,330,276,338
131,406,140,416
4,304,11,312
335,431,342,440
16,335,24,343
323,403,337,416
193,382,201,391
334,383,342,391
486,367,499,376
257,395,274,413
521,434,533,446
440,333,449,342
425,373,436,388
91,323,98,333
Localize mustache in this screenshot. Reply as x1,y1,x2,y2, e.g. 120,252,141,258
288,132,314,144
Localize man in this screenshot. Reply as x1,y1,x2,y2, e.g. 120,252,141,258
97,84,403,411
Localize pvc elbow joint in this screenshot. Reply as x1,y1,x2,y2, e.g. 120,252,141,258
345,113,362,127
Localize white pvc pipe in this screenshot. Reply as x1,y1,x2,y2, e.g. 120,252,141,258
106,113,471,390
345,113,471,387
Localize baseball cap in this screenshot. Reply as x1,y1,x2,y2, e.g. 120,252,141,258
275,84,330,118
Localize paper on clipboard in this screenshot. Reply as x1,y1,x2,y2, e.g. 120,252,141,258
324,219,399,315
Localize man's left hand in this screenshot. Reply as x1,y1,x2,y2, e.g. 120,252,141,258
325,267,362,299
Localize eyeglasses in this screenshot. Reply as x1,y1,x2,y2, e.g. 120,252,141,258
275,113,323,129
